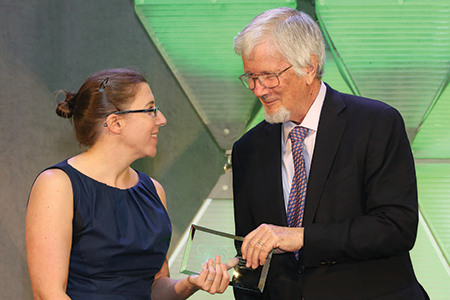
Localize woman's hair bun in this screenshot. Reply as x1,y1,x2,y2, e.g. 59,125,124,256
56,91,76,118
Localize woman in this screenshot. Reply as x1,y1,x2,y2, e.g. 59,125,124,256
26,68,231,299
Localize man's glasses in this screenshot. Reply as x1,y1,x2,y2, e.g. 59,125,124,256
239,65,292,90
110,106,158,118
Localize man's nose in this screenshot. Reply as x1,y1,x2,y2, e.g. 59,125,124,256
252,79,269,98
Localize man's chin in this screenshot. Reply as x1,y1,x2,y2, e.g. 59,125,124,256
264,107,291,124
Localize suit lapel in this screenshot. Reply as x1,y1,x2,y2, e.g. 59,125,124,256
257,122,289,226
303,85,347,225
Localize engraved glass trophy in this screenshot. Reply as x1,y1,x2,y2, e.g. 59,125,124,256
180,224,272,292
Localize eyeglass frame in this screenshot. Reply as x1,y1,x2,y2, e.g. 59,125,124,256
108,106,159,117
238,65,293,90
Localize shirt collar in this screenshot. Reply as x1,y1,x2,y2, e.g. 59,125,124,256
283,81,327,142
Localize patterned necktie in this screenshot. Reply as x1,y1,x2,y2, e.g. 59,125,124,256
287,126,308,259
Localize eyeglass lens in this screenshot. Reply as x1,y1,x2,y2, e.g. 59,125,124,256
241,75,280,90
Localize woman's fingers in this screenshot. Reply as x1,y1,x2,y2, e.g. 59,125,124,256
195,255,230,294
218,261,230,291
225,257,239,270
208,256,222,293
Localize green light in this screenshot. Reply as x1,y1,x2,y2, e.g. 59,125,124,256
135,0,297,149
316,0,450,141
413,85,450,159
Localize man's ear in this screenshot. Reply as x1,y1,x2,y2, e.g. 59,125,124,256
305,54,319,86
104,114,122,134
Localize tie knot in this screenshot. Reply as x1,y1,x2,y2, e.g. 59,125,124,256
290,126,308,144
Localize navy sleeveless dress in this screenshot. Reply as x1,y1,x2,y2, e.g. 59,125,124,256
48,160,172,300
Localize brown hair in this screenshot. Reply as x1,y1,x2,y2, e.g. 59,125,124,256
56,68,147,147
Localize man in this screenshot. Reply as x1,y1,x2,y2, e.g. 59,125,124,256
231,7,429,300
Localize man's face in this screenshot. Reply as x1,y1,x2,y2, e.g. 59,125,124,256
242,42,314,124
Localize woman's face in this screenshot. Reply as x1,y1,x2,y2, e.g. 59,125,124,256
120,82,166,158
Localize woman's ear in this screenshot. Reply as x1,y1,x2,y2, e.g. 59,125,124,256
104,114,122,134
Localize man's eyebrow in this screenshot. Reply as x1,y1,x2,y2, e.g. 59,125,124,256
245,71,274,76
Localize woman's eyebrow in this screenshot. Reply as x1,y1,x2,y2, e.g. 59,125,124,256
145,100,155,107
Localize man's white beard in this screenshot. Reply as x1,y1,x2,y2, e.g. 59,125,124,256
264,105,291,124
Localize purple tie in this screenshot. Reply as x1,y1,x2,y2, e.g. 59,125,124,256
287,126,308,259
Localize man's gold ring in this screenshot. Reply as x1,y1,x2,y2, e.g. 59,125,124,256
207,278,214,281
258,241,264,247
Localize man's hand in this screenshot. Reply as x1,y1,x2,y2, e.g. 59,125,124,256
241,224,304,269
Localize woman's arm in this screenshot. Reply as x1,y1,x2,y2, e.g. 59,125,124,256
150,179,233,300
26,169,74,300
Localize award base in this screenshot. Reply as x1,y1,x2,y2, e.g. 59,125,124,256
180,224,272,293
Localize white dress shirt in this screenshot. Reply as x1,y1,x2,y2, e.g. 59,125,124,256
281,81,327,210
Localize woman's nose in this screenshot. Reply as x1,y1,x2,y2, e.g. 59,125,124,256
156,110,167,126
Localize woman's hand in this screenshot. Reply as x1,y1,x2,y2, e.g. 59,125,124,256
188,255,239,294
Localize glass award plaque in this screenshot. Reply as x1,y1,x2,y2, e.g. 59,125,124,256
180,224,272,293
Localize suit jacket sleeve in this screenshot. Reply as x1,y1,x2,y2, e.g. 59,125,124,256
232,122,285,300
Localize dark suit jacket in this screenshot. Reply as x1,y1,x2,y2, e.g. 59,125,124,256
232,84,428,300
